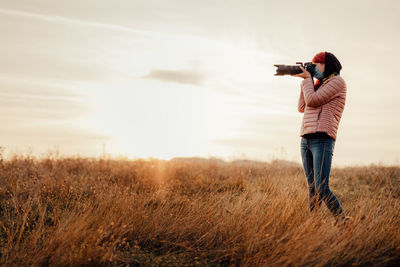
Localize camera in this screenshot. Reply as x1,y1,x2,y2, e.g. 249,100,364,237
274,62,316,76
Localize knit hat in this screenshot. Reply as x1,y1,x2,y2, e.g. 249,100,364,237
324,52,342,76
312,52,326,64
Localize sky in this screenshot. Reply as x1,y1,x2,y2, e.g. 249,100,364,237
1,0,399,166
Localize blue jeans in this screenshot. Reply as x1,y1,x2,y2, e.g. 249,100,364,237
300,137,343,218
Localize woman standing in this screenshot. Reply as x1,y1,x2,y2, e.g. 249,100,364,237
293,52,350,225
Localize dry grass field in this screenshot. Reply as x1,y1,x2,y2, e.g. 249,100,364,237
0,154,399,266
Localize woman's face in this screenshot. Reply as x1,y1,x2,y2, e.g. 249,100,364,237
315,62,325,74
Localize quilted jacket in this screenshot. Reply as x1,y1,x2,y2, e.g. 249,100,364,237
297,75,346,140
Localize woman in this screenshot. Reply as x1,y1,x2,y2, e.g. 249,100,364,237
293,52,350,225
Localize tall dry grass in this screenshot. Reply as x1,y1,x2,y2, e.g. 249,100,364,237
0,155,399,266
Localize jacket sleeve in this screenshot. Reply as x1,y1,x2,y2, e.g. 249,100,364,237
301,76,346,107
298,89,305,113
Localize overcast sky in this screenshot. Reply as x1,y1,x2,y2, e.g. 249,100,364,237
1,0,399,166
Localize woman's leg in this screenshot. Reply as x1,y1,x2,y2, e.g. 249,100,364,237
309,138,343,218
301,138,321,212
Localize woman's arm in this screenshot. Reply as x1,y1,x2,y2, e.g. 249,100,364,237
301,76,346,107
298,89,305,113
293,66,308,113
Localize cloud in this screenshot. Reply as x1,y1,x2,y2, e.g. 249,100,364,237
0,7,156,37
141,69,206,86
0,95,87,123
0,75,81,98
0,77,88,123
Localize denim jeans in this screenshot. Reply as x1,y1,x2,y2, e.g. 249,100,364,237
300,137,343,218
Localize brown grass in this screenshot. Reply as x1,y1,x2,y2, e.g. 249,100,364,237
0,155,399,266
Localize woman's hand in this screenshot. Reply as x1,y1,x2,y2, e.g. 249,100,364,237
292,66,311,79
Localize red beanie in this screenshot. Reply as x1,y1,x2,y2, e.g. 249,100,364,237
312,52,326,64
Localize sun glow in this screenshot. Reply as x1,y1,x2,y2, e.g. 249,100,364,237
80,78,240,160
77,32,277,160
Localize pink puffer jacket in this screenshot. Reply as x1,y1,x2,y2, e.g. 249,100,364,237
297,75,346,140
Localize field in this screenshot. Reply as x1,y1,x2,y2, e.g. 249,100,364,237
0,155,399,266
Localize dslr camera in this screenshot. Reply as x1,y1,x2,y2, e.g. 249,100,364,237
274,62,316,76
